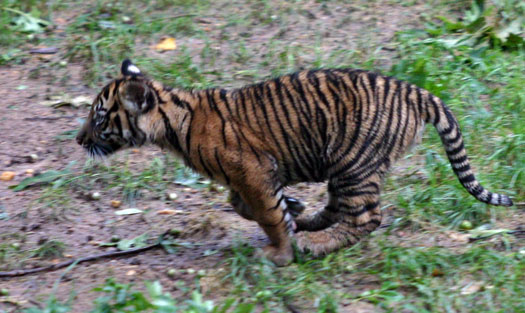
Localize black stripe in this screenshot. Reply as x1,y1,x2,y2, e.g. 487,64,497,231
429,96,441,125
185,113,193,153
345,202,379,217
247,87,266,134
103,86,110,99
459,174,476,184
469,184,483,195
238,89,254,130
487,192,493,204
214,148,230,185
453,163,471,173
124,111,138,138
268,195,285,211
445,130,462,145
207,90,228,147
114,114,123,137
220,89,233,116
198,145,214,178
170,93,186,108
415,88,426,123
151,87,165,104
158,107,182,152
446,142,465,156
143,91,156,114
107,103,119,114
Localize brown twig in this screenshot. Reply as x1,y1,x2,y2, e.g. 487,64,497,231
0,242,161,278
24,115,75,121
147,14,197,22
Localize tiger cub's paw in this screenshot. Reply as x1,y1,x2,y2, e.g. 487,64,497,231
284,196,306,218
254,244,294,267
295,232,333,257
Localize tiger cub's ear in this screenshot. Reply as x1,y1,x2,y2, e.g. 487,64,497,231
121,59,142,76
118,81,156,114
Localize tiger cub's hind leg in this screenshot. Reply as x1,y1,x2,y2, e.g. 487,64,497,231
295,175,382,256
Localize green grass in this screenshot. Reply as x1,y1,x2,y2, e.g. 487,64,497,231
3,0,524,312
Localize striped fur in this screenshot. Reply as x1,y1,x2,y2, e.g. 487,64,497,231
76,60,513,266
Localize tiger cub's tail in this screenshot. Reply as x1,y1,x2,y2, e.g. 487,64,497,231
425,93,513,206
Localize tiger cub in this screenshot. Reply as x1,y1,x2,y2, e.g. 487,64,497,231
76,59,513,266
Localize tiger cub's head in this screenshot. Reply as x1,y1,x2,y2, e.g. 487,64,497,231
76,59,158,157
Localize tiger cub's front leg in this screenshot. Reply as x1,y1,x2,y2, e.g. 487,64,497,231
229,190,306,221
230,181,296,266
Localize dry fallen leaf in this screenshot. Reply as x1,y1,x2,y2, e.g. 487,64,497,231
461,282,483,295
126,270,136,276
431,268,444,277
200,268,227,295
71,95,91,108
1,171,15,181
110,200,122,208
157,209,183,215
115,208,143,215
154,37,177,52
448,231,470,243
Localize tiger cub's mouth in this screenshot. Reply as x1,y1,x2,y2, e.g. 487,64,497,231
85,143,114,158
79,137,123,158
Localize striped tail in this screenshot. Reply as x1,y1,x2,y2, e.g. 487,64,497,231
425,94,513,207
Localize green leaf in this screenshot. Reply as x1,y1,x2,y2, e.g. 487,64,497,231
436,15,465,32
233,303,256,313
494,19,523,42
468,228,510,239
174,167,210,189
3,7,50,33
10,169,70,191
146,281,163,298
117,232,149,251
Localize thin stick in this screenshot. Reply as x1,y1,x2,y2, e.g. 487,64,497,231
0,243,160,278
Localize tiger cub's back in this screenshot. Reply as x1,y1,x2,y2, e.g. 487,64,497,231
227,69,428,183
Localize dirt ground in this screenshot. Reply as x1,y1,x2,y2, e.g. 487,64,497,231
1,1,521,312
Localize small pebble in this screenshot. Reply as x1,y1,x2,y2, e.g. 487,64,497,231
90,192,101,200
29,154,38,162
168,192,178,200
110,200,122,208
